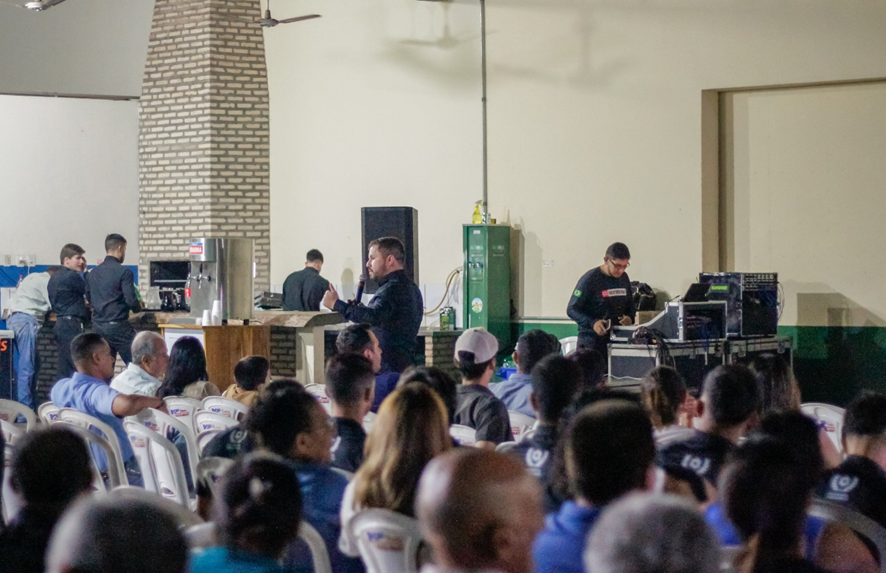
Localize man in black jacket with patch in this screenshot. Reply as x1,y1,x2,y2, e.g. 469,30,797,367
282,249,330,311
323,237,423,373
47,243,89,379
86,234,141,365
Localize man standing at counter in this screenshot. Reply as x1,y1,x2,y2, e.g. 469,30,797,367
48,243,89,380
322,237,423,373
566,242,636,353
282,249,330,311
86,234,142,366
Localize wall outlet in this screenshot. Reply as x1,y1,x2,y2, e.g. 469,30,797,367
2,255,10,266
26,254,36,266
16,255,26,267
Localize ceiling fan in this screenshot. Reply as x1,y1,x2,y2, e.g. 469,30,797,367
220,0,320,28
0,0,67,11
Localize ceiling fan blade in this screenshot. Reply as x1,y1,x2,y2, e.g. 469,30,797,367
0,1,29,9
277,14,321,24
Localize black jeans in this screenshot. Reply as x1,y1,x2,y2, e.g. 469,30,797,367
54,317,84,379
93,322,136,365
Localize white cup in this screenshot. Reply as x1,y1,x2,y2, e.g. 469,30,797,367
211,300,222,315
212,312,222,326
201,310,212,326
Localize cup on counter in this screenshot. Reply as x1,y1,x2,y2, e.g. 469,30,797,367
202,310,212,326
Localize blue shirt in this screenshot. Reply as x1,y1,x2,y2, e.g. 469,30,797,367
370,371,400,413
533,501,602,573
705,503,826,559
190,547,298,573
284,461,364,573
50,372,135,467
491,372,535,418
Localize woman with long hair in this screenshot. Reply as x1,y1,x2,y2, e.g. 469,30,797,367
640,366,695,445
157,336,220,399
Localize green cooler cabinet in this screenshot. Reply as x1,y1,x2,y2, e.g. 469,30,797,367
463,225,511,347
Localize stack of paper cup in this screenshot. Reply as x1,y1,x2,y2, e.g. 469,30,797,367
211,300,223,326
201,310,212,326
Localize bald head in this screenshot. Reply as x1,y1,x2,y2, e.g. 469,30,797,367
417,449,544,573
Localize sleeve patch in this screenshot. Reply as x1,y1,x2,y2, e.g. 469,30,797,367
573,289,582,297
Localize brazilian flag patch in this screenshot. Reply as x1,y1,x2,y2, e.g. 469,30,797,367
573,289,582,297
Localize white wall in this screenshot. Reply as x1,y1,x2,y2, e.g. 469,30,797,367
0,95,140,266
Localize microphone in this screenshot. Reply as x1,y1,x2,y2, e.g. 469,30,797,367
354,275,365,306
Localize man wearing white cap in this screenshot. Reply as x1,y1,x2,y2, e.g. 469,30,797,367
452,328,513,450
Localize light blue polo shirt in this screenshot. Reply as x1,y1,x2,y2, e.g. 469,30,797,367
491,372,536,418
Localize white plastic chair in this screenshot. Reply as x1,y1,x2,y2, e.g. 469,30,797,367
202,396,250,421
164,396,202,432
106,485,203,528
0,419,24,447
131,408,199,486
1,440,22,525
304,384,333,414
185,521,219,549
0,399,36,431
56,423,119,492
507,410,536,442
809,498,886,573
124,421,191,508
449,424,477,446
300,520,333,573
54,408,128,486
350,508,425,573
38,402,60,425
363,411,377,433
193,410,238,434
559,336,579,356
197,428,223,454
801,402,845,455
496,441,519,454
197,457,235,497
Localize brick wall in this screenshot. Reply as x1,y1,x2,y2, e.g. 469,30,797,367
138,0,270,294
269,326,298,378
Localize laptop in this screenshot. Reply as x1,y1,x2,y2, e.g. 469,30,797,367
683,282,711,303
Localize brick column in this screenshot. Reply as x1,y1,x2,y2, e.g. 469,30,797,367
139,0,270,294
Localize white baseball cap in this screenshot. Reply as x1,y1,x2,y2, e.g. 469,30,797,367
454,328,499,363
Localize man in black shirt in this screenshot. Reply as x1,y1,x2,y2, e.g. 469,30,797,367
282,249,330,311
47,243,88,379
324,237,423,373
566,242,636,353
326,354,374,473
452,327,512,449
86,234,141,365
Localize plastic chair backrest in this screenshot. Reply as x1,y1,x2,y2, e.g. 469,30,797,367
197,428,223,454
2,441,22,525
55,423,117,492
300,520,333,573
184,521,219,549
196,456,235,497
801,403,845,454
133,408,199,484
559,336,579,356
719,545,741,573
0,419,24,447
193,411,238,433
55,408,127,485
495,441,518,454
123,421,190,507
0,399,36,431
449,424,477,446
38,402,60,425
809,498,886,573
106,485,203,528
304,384,333,414
164,396,202,432
363,412,377,434
202,396,250,421
350,508,425,573
507,410,536,442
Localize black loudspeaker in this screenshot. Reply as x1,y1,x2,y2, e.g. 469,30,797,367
361,207,419,294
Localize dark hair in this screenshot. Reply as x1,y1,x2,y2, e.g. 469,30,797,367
216,453,303,557
568,400,654,505
12,426,92,505
159,337,208,398
720,436,815,570
568,349,607,391
234,356,270,391
306,249,323,263
750,353,797,413
753,410,824,478
531,355,581,423
843,392,886,439
702,365,760,427
605,242,631,261
71,333,107,366
104,233,127,252
326,354,375,406
369,237,406,265
336,323,374,355
640,366,687,428
245,380,316,456
456,350,494,381
397,366,459,424
59,243,85,264
516,329,561,375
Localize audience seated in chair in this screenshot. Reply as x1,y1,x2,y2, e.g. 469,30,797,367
326,354,375,473
506,354,580,481
533,399,655,573
416,448,544,573
336,323,399,413
50,333,165,487
340,383,452,558
109,331,169,397
491,329,560,418
0,426,93,573
452,328,512,450
396,366,459,426
657,365,760,503
222,355,270,408
245,379,364,573
190,453,303,573
584,493,720,573
567,348,607,391
641,366,695,446
158,336,220,400
44,495,188,573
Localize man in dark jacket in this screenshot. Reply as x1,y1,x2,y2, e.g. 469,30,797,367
47,243,89,379
323,237,423,373
86,234,141,365
282,249,330,311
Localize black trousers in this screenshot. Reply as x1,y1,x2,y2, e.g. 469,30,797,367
54,317,84,379
93,322,136,365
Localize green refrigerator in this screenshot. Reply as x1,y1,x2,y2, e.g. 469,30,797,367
463,224,511,348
